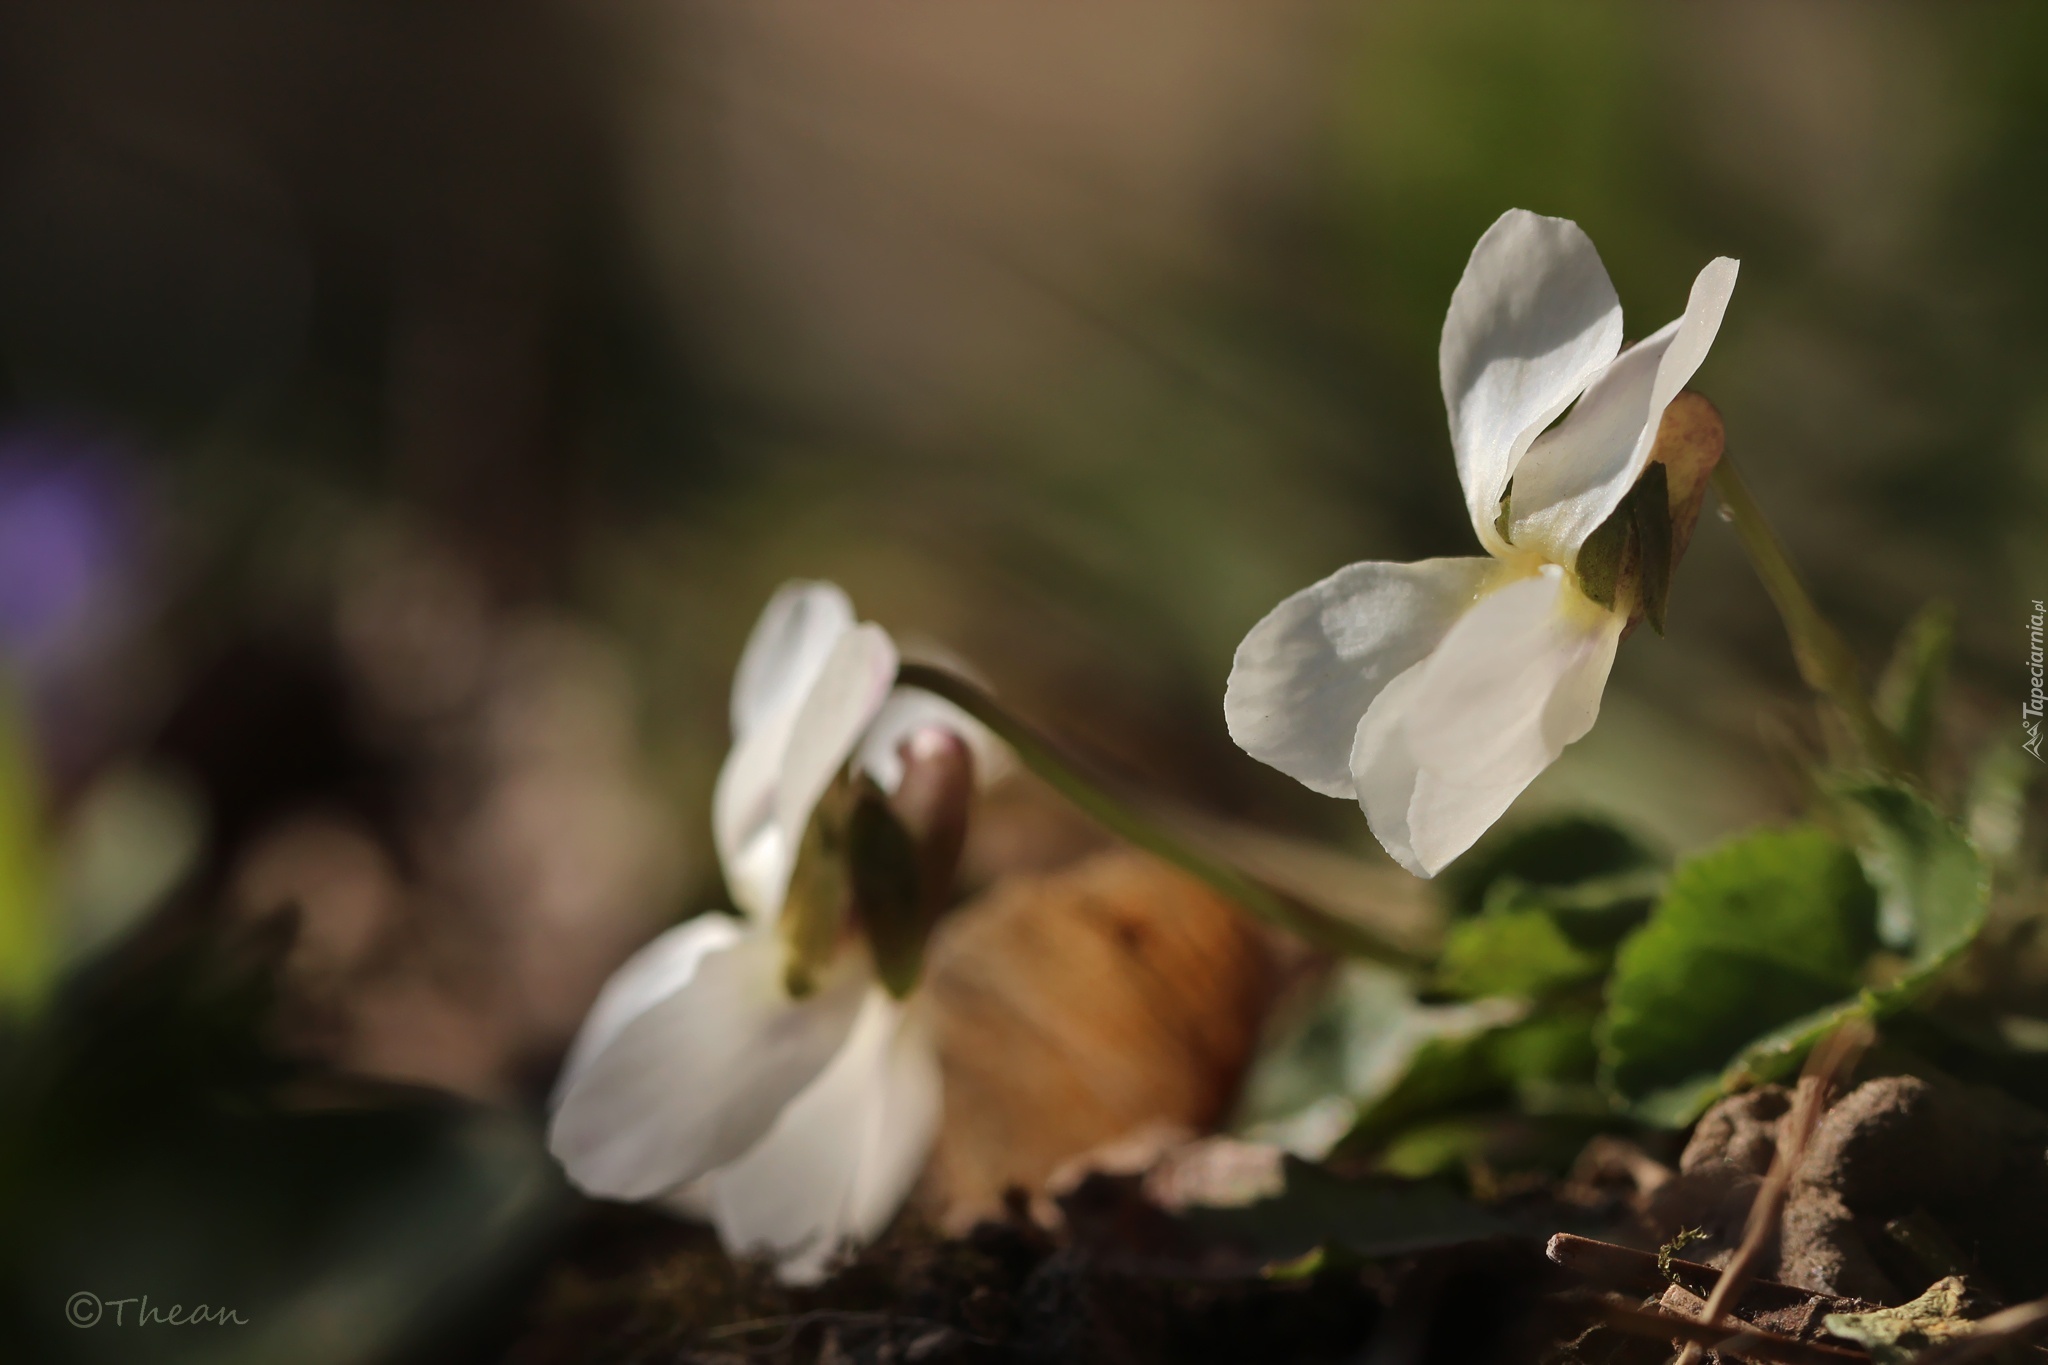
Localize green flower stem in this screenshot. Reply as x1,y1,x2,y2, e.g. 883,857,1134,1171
1711,458,1907,775
894,662,1426,968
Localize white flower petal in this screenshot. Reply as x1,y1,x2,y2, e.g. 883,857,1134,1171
714,586,859,918
1345,660,1431,873
704,989,942,1285
731,581,857,736
716,622,899,921
546,930,870,1201
1507,256,1739,563
855,686,1008,793
1351,567,1621,876
552,914,746,1107
659,1179,714,1221
771,622,900,872
1225,558,1495,799
1440,209,1624,556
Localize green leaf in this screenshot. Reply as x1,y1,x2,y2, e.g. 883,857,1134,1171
1375,1118,1494,1179
1491,1009,1601,1089
1718,788,1990,1094
1341,1028,1507,1151
1237,962,1525,1155
1874,601,1954,772
0,687,49,1013
1478,866,1662,950
1964,739,2034,868
1834,781,1988,963
1438,815,1659,918
1598,828,1878,1119
1339,1010,1597,1154
1719,995,1872,1094
1436,909,1603,1000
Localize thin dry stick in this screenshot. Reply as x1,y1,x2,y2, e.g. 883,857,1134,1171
1675,1020,1874,1365
1588,1299,1869,1365
1908,1295,2048,1365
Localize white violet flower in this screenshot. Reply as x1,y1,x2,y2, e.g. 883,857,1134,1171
548,581,999,1283
1225,209,1738,878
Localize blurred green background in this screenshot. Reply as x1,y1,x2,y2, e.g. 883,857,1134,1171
2,1,2045,1360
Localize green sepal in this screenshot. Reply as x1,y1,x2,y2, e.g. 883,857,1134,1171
778,774,855,998
1629,462,1673,634
1575,463,1676,628
1574,497,1630,610
848,780,928,999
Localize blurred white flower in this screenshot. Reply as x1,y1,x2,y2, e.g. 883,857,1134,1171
1226,209,1737,878
548,582,995,1284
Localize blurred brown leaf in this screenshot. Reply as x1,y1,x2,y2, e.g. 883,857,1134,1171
918,847,1278,1232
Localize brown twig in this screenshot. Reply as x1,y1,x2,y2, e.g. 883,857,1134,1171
1908,1295,2048,1365
1585,1298,1870,1365
1676,1020,1873,1365
1546,1234,1863,1313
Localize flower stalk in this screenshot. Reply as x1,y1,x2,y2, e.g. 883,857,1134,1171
894,661,1426,967
1710,458,1908,775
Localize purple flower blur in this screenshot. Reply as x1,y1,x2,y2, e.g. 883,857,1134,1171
0,424,142,673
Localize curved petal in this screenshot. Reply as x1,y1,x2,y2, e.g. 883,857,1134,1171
715,586,858,918
703,990,942,1285
731,581,857,736
659,1179,714,1221
546,929,870,1201
718,622,898,922
552,914,747,1107
1225,558,1495,798
770,622,900,877
1507,256,1739,564
1440,210,1624,556
855,685,1008,793
1351,566,1621,876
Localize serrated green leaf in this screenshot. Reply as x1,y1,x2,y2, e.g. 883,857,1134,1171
1710,793,1989,1105
1834,781,1988,963
1719,995,1872,1095
1720,804,1986,1095
1436,909,1603,1000
1598,828,1877,1118
1874,601,1954,772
